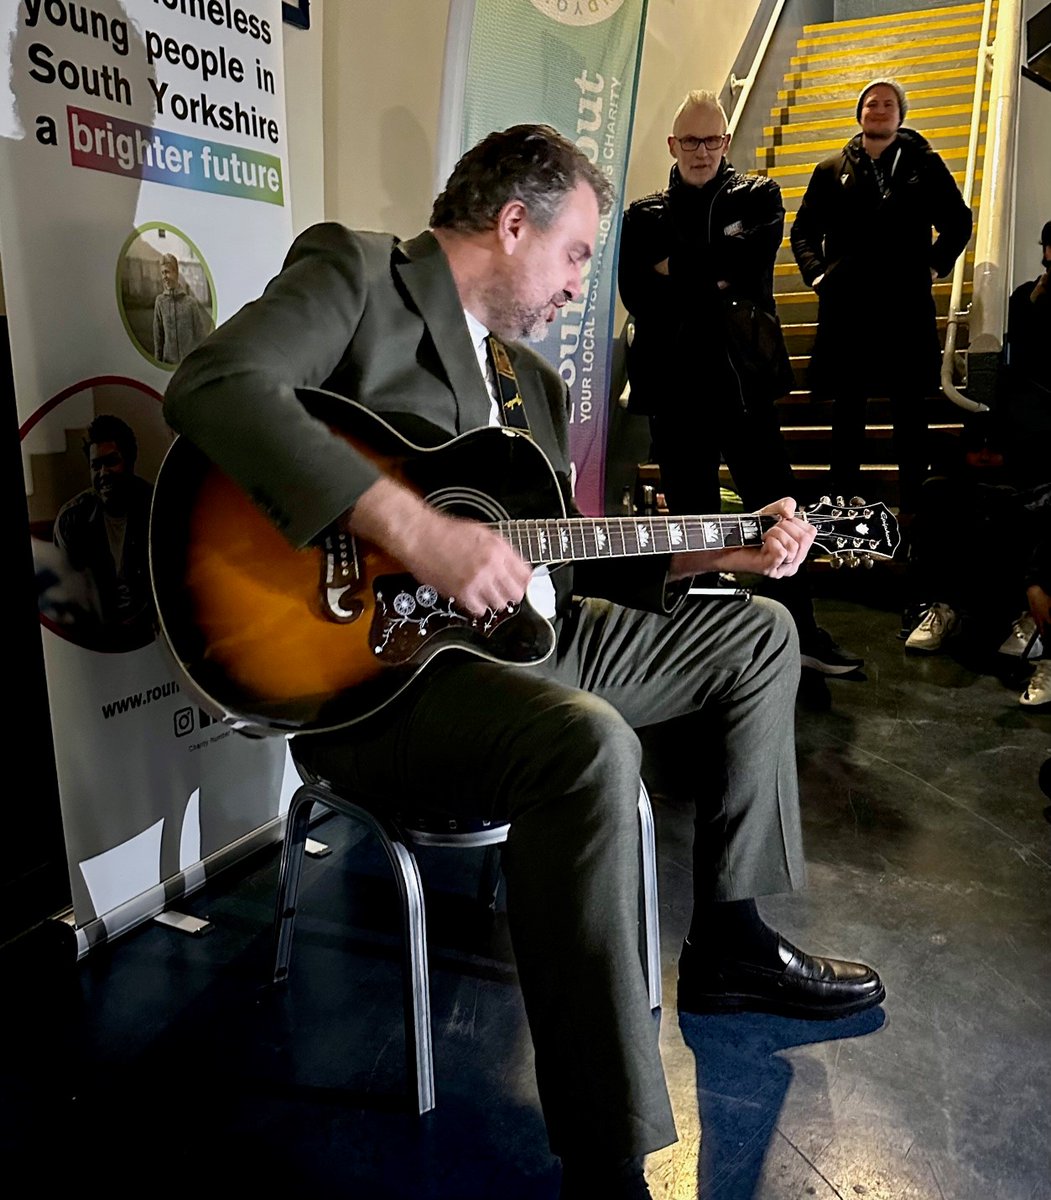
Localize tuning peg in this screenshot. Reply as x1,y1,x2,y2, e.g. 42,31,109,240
819,495,831,504
835,495,846,506
848,495,866,506
830,554,845,570
861,555,874,569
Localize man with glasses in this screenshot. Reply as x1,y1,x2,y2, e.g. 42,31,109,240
619,90,863,680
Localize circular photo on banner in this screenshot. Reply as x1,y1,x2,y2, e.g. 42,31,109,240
116,223,216,369
530,0,624,26
22,376,171,653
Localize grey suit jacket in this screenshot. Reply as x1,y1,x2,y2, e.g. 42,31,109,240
164,222,682,616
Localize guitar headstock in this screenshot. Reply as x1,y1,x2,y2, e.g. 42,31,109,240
804,496,901,568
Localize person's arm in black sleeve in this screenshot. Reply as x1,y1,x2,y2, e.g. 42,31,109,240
790,166,828,288
927,153,973,279
709,177,784,290
617,201,674,319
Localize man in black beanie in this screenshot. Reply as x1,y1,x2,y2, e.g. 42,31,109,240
791,78,973,518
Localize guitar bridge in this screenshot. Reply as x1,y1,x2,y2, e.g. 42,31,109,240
319,529,364,623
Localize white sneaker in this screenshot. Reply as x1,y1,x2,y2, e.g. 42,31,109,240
906,603,959,653
1020,660,1051,708
998,612,1044,659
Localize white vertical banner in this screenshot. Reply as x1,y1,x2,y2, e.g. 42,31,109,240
1,0,298,931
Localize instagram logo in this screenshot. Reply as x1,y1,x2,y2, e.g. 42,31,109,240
174,707,195,737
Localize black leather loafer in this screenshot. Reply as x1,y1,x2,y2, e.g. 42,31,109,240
678,935,885,1019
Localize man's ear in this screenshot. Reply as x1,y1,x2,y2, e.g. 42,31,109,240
495,199,529,254
725,131,733,152
667,135,676,158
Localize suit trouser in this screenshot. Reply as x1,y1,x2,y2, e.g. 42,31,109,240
293,592,806,1158
650,403,820,638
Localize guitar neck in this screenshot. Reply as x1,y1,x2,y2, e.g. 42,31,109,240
494,513,776,563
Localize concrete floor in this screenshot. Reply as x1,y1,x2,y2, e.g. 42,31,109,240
4,586,1049,1198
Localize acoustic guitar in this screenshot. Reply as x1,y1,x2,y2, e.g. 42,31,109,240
149,390,900,735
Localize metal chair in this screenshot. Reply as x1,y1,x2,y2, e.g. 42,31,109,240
271,763,662,1114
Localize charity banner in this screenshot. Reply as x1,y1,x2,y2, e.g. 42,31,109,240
0,0,298,933
443,0,649,515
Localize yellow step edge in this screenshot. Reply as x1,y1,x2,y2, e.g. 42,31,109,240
797,15,985,49
765,145,971,178
791,32,980,67
774,81,980,111
757,125,983,160
776,281,963,304
782,197,981,224
785,49,978,82
764,102,984,136
779,167,980,199
773,249,975,277
802,2,988,35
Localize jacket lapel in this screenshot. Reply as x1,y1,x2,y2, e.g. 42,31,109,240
395,231,492,433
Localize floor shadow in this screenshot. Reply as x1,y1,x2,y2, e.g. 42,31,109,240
680,1005,886,1199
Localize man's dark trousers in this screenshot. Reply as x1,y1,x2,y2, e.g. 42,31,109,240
294,591,806,1158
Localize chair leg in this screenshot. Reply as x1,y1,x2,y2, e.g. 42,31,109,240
272,784,318,983
637,781,663,1011
379,835,436,1115
272,784,436,1114
475,844,503,914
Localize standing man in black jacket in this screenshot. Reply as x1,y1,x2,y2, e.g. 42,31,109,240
619,89,862,676
791,79,973,517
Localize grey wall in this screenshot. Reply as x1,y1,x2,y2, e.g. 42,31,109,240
1013,0,1051,290
722,0,836,175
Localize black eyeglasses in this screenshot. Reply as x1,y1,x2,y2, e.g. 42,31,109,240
674,134,727,152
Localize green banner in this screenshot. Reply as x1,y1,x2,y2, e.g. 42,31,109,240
456,0,648,514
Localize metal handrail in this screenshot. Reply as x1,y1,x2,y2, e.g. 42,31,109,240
727,0,789,140
940,0,1023,411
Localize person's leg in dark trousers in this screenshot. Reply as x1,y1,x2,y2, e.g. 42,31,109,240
291,594,807,1163
889,391,931,517
831,388,868,503
293,656,677,1164
720,398,820,642
648,410,723,516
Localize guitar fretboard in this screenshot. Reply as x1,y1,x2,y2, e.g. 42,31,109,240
495,514,775,563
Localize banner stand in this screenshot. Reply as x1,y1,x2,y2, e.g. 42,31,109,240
70,810,289,957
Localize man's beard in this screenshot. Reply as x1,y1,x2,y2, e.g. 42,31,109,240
479,276,556,343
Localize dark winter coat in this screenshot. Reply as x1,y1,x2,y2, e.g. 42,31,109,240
618,161,794,417
790,127,973,397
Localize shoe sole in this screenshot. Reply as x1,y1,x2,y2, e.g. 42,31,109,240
904,643,943,655
799,654,863,676
678,982,886,1021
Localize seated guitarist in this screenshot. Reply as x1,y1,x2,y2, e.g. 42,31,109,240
165,124,884,1200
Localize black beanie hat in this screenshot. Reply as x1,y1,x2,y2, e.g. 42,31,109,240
856,78,907,123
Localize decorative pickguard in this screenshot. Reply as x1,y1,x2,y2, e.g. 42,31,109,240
369,574,517,665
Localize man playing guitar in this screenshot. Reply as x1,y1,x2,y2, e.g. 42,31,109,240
164,124,885,1200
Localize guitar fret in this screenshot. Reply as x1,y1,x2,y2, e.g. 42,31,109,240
499,511,776,564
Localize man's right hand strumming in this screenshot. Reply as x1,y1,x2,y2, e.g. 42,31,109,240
345,476,534,617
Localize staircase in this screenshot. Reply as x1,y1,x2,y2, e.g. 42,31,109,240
746,1,992,508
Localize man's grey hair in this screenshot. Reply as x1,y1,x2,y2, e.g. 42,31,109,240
673,89,728,130
430,123,614,234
